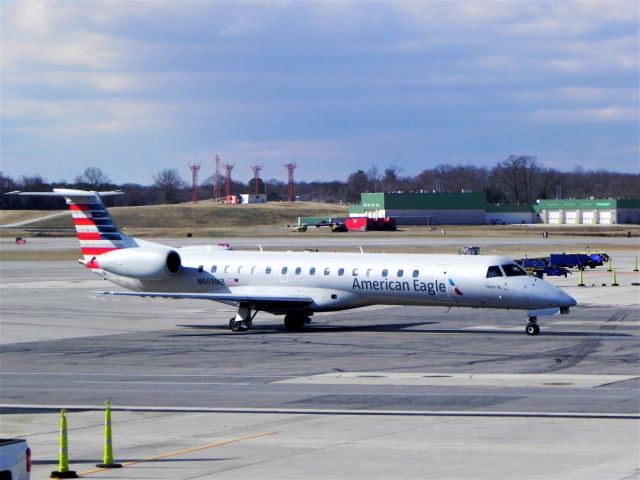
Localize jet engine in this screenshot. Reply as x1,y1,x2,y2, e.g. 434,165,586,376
96,247,181,280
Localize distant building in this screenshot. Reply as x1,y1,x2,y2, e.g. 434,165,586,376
485,204,537,224
302,192,640,226
535,199,640,225
239,194,268,204
349,191,486,225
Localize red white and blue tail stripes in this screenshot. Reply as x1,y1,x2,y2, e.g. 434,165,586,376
68,200,126,259
7,189,131,265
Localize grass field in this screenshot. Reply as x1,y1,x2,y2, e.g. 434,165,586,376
1,201,638,240
0,210,64,225
0,201,348,237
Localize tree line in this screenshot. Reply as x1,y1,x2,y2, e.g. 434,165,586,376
1,156,638,210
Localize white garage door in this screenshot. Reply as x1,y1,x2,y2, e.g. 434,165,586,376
582,211,596,224
547,211,561,224
564,211,578,224
598,211,612,225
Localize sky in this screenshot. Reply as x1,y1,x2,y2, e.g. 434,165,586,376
1,0,638,186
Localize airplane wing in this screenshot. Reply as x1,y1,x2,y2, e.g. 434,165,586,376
97,290,314,312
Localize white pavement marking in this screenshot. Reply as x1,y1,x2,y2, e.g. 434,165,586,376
73,380,251,386
0,372,294,378
1,403,638,419
277,372,639,388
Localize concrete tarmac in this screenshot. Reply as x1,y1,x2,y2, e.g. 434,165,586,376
0,240,639,479
2,232,639,254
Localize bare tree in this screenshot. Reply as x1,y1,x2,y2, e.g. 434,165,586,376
346,170,370,203
381,166,402,192
491,155,541,204
75,167,111,190
153,169,185,204
366,166,381,192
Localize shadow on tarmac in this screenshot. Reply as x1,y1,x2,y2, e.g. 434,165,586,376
173,322,633,338
175,321,436,335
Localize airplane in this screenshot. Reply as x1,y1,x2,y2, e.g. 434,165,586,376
9,189,576,335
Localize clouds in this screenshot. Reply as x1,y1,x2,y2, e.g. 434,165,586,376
1,0,638,185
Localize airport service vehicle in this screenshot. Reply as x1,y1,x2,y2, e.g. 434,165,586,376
344,217,397,231
457,246,480,256
515,258,571,279
9,189,576,336
0,438,31,480
314,219,347,232
549,253,609,270
330,221,347,232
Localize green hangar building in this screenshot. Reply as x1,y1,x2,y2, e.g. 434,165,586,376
349,192,502,225
535,198,640,225
346,192,639,225
349,192,488,225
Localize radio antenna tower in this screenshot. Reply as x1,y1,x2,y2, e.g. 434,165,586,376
284,162,297,203
223,163,234,202
188,163,201,204
250,164,263,195
213,154,221,202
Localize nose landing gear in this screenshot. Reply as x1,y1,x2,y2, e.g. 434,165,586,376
525,316,540,336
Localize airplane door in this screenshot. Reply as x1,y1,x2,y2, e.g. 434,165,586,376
434,265,451,301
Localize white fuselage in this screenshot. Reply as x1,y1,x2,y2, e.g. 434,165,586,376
98,249,575,314
10,189,576,334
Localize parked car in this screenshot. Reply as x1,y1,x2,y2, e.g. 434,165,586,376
330,222,347,232
489,218,506,225
0,438,31,480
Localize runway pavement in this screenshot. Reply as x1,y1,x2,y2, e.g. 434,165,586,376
0,240,639,479
2,231,640,254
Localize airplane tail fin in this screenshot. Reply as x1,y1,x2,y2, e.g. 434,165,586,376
7,189,137,265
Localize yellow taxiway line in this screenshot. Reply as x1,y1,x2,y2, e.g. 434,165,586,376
79,431,276,476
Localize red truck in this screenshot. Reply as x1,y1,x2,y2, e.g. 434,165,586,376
344,217,397,232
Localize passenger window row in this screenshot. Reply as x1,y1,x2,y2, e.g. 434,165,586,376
209,265,422,278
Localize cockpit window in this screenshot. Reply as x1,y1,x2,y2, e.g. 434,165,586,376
502,264,527,276
486,266,503,278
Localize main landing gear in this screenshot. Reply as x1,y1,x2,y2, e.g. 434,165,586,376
228,305,312,333
229,304,257,332
283,313,310,331
525,316,540,336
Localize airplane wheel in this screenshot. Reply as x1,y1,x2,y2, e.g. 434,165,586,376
284,315,305,331
229,318,246,332
525,323,540,336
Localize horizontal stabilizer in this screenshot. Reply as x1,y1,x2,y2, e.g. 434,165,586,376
7,188,133,260
7,189,123,198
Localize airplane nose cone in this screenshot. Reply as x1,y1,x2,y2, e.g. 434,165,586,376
559,290,577,308
539,280,577,309
546,282,576,309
